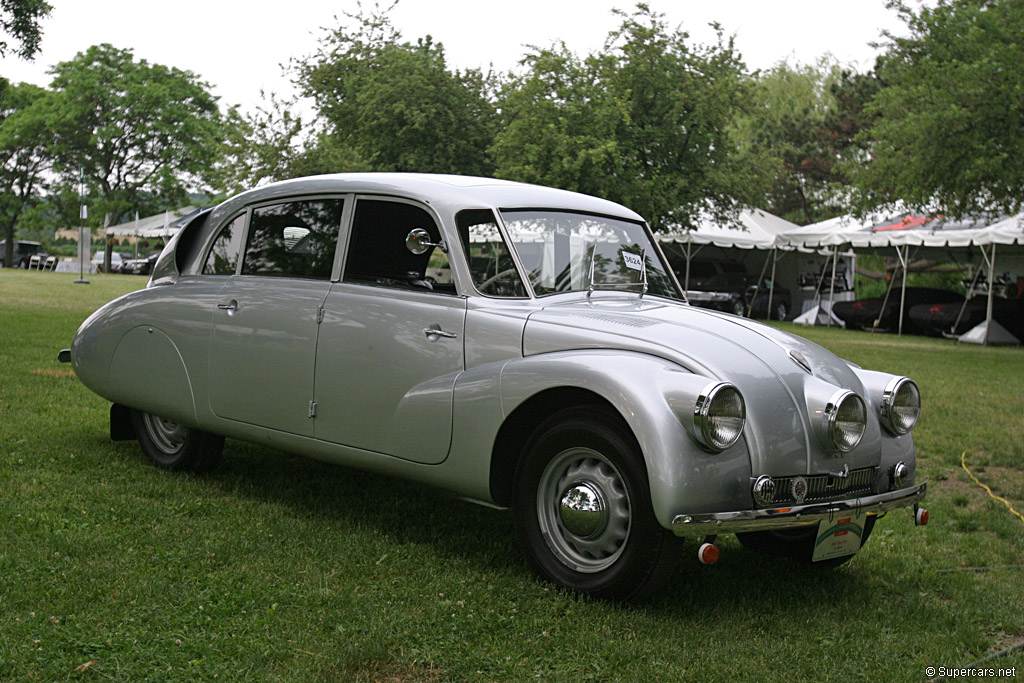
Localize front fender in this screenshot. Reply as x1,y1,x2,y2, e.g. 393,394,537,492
497,350,753,531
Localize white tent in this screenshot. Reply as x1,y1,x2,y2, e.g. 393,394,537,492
656,209,818,319
777,212,1024,344
105,207,199,240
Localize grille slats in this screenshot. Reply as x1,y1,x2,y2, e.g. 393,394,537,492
768,467,876,505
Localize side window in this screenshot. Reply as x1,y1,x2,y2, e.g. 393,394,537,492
202,213,246,275
343,199,454,294
241,199,345,279
456,209,527,297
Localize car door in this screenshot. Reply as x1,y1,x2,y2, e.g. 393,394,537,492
208,197,346,436
313,197,466,464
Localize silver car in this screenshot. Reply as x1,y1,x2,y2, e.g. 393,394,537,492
62,174,928,600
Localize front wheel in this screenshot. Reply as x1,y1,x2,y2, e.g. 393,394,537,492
735,515,876,568
512,406,683,600
131,410,224,473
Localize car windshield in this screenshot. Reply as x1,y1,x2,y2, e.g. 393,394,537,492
500,210,678,298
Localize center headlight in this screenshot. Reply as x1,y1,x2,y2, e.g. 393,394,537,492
693,382,746,452
825,390,867,452
881,377,920,435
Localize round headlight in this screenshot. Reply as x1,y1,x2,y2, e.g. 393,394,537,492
824,390,866,453
881,377,920,435
694,382,746,452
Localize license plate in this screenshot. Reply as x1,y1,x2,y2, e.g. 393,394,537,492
812,512,867,562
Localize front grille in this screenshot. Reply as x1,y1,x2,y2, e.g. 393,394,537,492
764,467,877,505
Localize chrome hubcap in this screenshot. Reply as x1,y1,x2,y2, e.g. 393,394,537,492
559,482,607,538
142,413,187,455
538,447,630,573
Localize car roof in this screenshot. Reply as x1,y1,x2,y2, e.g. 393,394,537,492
215,173,645,224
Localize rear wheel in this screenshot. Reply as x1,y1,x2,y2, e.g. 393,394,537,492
774,301,789,321
131,410,224,473
512,406,683,600
736,515,876,568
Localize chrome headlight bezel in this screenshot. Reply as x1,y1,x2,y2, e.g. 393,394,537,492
824,389,867,453
693,382,746,452
880,377,920,436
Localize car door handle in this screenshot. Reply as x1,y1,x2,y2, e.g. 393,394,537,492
423,326,457,340
217,300,238,311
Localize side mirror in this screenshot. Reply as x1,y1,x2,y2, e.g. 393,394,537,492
406,228,447,255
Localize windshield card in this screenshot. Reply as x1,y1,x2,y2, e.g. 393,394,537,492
812,511,866,561
622,252,644,271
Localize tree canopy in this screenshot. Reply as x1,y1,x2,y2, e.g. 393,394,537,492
0,0,52,60
0,79,49,266
852,0,1024,218
493,5,758,231
732,60,879,225
292,6,496,178
46,44,225,227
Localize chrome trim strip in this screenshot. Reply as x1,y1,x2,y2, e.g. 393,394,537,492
671,482,927,536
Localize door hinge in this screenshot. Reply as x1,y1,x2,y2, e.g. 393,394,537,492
308,401,318,419
316,307,325,324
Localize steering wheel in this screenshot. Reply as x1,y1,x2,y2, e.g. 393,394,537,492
478,268,520,294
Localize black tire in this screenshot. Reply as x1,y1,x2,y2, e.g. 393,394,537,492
131,410,224,473
774,301,789,321
730,299,746,317
512,406,684,600
736,515,876,568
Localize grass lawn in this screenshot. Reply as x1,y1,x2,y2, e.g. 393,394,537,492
2,269,1022,681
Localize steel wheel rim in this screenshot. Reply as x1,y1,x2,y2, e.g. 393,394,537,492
142,413,187,455
537,447,631,573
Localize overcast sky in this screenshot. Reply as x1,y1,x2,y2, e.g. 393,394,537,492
1,0,910,113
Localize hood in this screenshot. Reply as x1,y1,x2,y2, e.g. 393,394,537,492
522,294,882,477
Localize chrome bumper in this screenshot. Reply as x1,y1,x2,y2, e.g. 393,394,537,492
671,481,927,537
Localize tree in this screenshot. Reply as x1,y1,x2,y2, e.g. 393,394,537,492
293,5,497,177
852,0,1024,218
0,79,50,267
732,60,879,225
492,4,756,231
1,0,52,60
46,44,226,227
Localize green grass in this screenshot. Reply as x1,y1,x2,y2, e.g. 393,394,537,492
2,269,1023,682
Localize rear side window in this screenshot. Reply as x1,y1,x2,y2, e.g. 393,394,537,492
202,213,245,275
241,199,345,279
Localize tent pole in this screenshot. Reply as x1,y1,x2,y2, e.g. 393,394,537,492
985,244,996,346
953,264,984,336
750,249,772,317
827,246,838,327
684,241,692,293
767,248,778,320
875,253,901,335
898,245,909,337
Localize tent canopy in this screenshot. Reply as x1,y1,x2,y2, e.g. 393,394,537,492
105,207,200,239
777,211,1024,250
660,208,800,250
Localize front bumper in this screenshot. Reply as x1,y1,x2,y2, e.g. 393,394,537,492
671,481,927,537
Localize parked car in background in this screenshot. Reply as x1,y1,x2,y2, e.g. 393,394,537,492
666,256,746,289
121,253,159,276
833,287,964,334
685,273,792,320
92,250,125,273
910,292,1024,340
62,174,928,600
0,240,46,268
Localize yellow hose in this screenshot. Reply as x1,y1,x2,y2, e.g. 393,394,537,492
960,451,1024,526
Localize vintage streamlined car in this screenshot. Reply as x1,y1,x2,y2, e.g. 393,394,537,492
62,174,928,599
